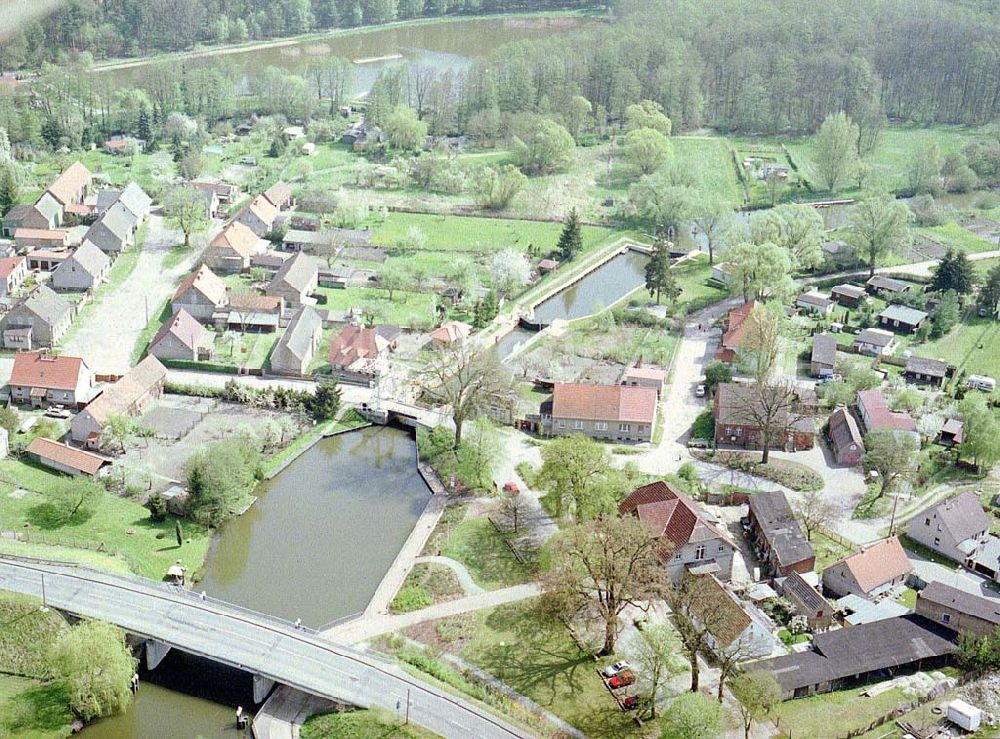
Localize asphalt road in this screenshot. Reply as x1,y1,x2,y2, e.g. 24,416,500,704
0,558,531,739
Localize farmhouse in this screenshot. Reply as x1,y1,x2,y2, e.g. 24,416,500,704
879,304,928,334
830,284,866,308
172,265,228,321
821,536,912,599
205,221,263,273
221,292,283,332
0,256,27,296
938,418,964,448
282,229,336,252
906,492,991,564
25,249,71,272
0,286,74,349
71,356,167,447
263,181,294,210
827,407,865,466
26,437,110,477
115,182,152,222
22,195,62,230
148,309,209,362
428,320,471,348
810,333,838,377
266,251,318,307
747,490,815,577
46,161,92,207
84,201,137,253
15,227,68,251
915,581,1000,639
966,536,1000,583
715,300,759,363
621,364,668,397
270,306,322,376
328,324,396,384
754,615,958,699
852,327,896,356
50,241,111,291
618,481,735,583
8,351,92,407
685,574,777,659
904,356,948,386
542,383,658,443
713,382,815,452
856,388,919,443
235,194,278,237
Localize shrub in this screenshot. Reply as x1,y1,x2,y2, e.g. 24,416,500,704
390,585,432,614
147,492,168,522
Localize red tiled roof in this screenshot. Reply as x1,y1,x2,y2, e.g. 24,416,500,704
15,228,66,241
173,264,227,305
429,321,471,344
27,437,109,476
10,351,86,392
150,309,207,353
835,536,912,594
619,481,728,556
551,383,657,424
328,325,388,369
858,388,918,433
0,256,25,280
47,161,91,205
720,300,759,351
64,203,93,216
210,221,259,258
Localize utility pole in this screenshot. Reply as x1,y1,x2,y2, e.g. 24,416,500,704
40,573,49,613
405,688,410,725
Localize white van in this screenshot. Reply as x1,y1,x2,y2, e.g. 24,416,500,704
966,374,996,393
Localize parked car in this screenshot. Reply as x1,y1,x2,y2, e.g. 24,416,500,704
622,696,640,711
695,384,706,398
502,481,520,494
608,671,635,689
601,660,630,678
44,405,71,419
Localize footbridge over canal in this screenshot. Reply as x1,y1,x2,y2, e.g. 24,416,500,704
0,557,530,739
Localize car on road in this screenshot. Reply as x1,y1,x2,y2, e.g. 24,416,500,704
608,671,636,689
601,660,630,677
695,384,706,397
502,481,520,494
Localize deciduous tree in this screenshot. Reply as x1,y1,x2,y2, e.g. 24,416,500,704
845,194,911,278
164,186,209,247
543,515,667,655
862,430,917,497
475,164,526,211
691,197,733,266
794,488,836,540
512,118,575,175
659,692,724,739
536,434,612,520
622,127,671,175
813,111,859,192
48,620,136,721
730,670,782,739
725,240,794,302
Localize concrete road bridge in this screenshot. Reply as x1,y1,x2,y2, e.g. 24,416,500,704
0,556,530,739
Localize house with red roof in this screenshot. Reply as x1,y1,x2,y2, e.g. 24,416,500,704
715,300,759,364
541,382,658,443
619,480,735,583
857,388,919,446
328,325,397,385
204,221,264,273
71,356,167,447
428,320,471,348
26,437,110,477
235,194,278,237
46,161,92,208
0,256,27,297
172,265,228,321
821,536,912,599
9,351,93,408
148,309,209,361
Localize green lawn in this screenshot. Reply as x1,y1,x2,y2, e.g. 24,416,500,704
440,518,531,590
0,459,211,580
773,683,911,739
315,285,438,329
672,137,743,206
916,222,997,254
671,253,727,309
811,532,852,572
451,599,639,738
0,675,73,739
895,587,918,609
0,538,132,574
210,330,280,370
301,707,437,739
914,316,998,375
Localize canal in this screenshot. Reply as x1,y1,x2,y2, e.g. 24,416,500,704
82,426,430,738
495,248,650,362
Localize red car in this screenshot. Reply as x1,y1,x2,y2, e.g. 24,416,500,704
622,696,640,711
608,671,635,689
502,481,520,494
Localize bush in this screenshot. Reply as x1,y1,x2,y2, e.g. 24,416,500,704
147,492,168,522
390,585,432,613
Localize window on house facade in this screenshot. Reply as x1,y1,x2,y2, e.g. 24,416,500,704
619,423,630,432
934,537,940,546
573,420,583,430
924,518,930,526
594,422,608,431
942,613,951,624
557,421,565,428
694,545,705,560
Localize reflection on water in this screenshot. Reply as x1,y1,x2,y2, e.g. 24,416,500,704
199,426,430,626
533,249,649,324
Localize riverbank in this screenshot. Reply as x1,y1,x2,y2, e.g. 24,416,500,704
89,11,602,73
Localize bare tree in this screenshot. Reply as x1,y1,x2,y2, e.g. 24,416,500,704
543,515,667,655
407,65,437,120
498,485,530,534
630,623,685,719
740,303,784,381
728,378,805,464
794,488,836,541
419,345,515,447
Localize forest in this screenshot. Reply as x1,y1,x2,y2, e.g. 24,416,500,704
1,0,999,138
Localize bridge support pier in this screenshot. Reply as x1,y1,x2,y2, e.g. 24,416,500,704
253,675,275,704
145,640,171,670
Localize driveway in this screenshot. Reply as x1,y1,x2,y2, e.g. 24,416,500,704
61,212,218,374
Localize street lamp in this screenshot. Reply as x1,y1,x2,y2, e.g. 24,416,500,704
40,573,49,613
